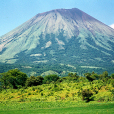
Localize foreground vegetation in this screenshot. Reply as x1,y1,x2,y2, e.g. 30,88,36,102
0,101,114,114
0,69,114,113
0,69,114,102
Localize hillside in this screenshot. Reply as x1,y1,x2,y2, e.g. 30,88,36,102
0,8,114,68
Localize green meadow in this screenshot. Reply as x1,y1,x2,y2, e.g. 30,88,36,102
0,101,114,114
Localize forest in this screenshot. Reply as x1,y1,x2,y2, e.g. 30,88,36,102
0,63,114,77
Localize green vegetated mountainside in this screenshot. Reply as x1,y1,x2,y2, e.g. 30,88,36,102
0,8,114,75
0,62,111,77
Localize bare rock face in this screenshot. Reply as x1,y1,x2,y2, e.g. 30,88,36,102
0,8,114,67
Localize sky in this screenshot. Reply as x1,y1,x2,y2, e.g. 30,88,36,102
0,0,114,36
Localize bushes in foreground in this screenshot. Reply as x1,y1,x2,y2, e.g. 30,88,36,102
0,69,114,92
82,89,93,102
43,74,59,84
0,69,27,89
0,78,114,102
26,76,44,87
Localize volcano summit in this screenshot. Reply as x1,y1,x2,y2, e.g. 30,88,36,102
0,8,114,68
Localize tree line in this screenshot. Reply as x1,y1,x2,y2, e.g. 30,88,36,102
0,69,114,90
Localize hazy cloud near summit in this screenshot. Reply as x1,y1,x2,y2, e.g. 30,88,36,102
110,24,114,29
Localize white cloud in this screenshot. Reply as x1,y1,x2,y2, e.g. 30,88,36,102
110,24,114,29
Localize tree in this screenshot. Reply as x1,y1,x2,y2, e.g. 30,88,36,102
26,76,44,87
111,74,114,79
102,71,108,78
84,72,99,81
91,73,99,80
99,71,109,81
43,74,59,84
68,72,79,81
84,73,94,81
0,69,27,89
111,79,114,87
68,73,74,77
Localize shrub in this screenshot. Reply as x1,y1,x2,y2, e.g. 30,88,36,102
71,93,75,97
41,92,43,96
65,93,69,98
82,89,93,102
20,88,25,94
28,92,31,95
54,84,58,88
97,96,104,102
111,74,114,79
19,95,26,102
97,95,112,102
55,96,61,100
43,74,59,84
8,96,14,99
111,79,114,87
32,87,35,91
84,72,99,81
26,76,44,87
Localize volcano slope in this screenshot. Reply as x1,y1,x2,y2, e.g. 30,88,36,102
0,8,114,71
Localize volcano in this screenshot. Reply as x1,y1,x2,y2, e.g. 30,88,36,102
0,8,114,68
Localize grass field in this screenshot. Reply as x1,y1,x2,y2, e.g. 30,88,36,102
0,101,114,114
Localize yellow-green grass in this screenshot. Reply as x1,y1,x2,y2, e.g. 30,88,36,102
0,101,114,114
